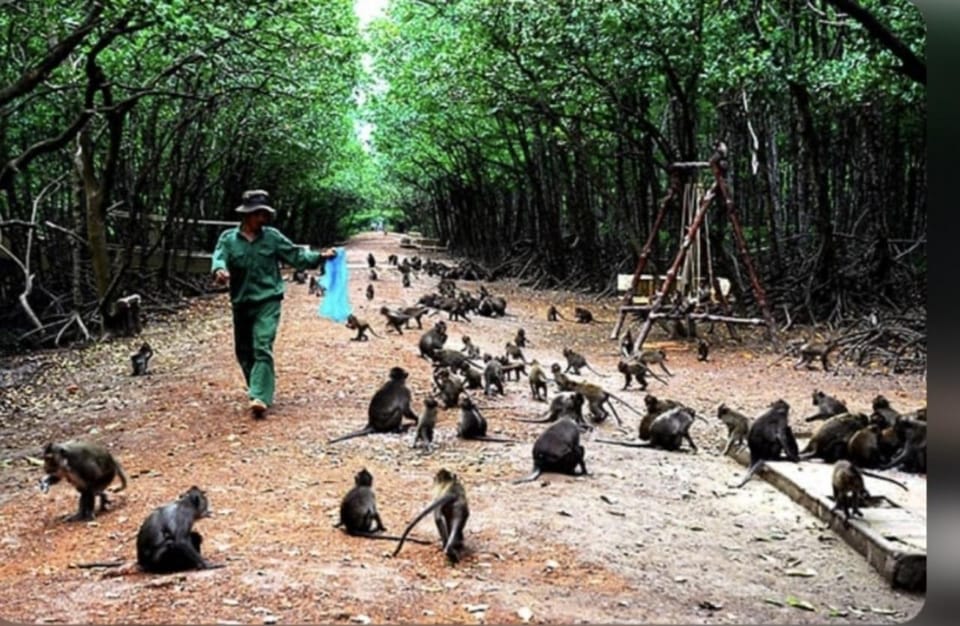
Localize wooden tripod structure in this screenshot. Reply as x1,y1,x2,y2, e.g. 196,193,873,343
610,148,777,353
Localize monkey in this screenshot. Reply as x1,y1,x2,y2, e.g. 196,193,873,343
39,441,129,522
846,421,888,468
717,404,751,456
461,335,480,358
418,320,448,359
562,347,608,377
831,460,908,527
798,412,869,462
881,417,926,473
619,328,635,358
697,338,710,362
870,394,901,428
433,367,465,409
131,342,154,376
504,341,527,364
346,314,382,341
638,348,672,377
477,295,507,317
366,284,375,301
638,394,686,440
367,252,376,269
392,468,470,563
513,391,588,429
402,273,411,288
482,354,505,397
335,468,386,535
804,389,848,422
292,268,307,284
456,395,515,442
546,305,565,322
549,364,642,426
499,358,527,382
455,361,484,390
596,407,706,452
430,348,478,371
514,328,530,348
328,366,420,443
573,307,593,323
616,358,668,391
413,397,439,450
400,305,430,329
388,254,398,265
513,416,588,483
380,306,412,335
369,268,378,281
735,399,800,488
527,359,549,401
794,339,838,371
308,274,325,297
136,486,223,573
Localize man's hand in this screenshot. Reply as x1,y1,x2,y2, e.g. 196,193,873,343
320,248,337,259
213,269,230,286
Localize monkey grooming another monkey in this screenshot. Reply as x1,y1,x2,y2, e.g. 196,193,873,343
39,441,129,521
735,399,800,487
457,396,515,442
513,417,588,483
831,460,908,527
799,412,868,462
546,305,565,322
346,314,382,341
392,469,470,563
562,347,608,377
804,389,848,422
131,342,154,376
328,367,420,443
136,486,223,573
717,404,751,456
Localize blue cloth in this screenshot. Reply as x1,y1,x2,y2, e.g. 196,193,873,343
317,247,352,323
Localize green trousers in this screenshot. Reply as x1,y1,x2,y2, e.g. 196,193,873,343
231,297,282,406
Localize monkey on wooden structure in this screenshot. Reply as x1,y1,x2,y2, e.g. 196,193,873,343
457,395,515,442
831,460,907,527
794,339,838,371
513,417,588,483
418,320,448,359
717,404,751,456
638,348,673,377
39,441,129,522
527,359,550,402
597,406,706,452
562,347,607,377
412,397,439,450
328,366,420,443
380,306,412,335
392,469,470,563
366,284,375,301
367,252,376,269
735,399,800,487
697,338,710,362
131,342,154,376
617,358,667,391
136,486,223,573
804,389,848,422
799,412,868,462
514,328,530,348
546,305,566,322
346,314,382,341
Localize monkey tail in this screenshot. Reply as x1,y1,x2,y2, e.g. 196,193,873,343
512,467,543,484
643,365,669,386
735,460,765,488
594,438,652,448
345,530,432,545
473,436,518,443
585,364,610,378
368,327,383,338
859,469,909,491
392,494,457,557
113,461,129,492
327,427,376,444
607,393,645,417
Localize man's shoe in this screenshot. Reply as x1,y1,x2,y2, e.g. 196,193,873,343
249,399,268,419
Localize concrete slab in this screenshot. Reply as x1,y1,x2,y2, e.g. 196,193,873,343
729,444,926,592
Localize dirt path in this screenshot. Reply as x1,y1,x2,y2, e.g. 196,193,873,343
0,232,926,624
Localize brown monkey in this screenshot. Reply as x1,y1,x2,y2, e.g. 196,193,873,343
393,469,470,563
717,404,751,456
804,389,848,422
794,339,837,371
573,307,594,323
366,284,375,301
799,412,869,462
136,486,223,573
735,400,800,488
328,367,420,443
528,359,549,401
418,320,448,359
846,421,888,468
456,361,483,390
346,314,382,341
413,397,439,450
131,342,154,376
499,357,527,382
617,359,667,390
40,441,129,521
514,328,530,348
831,460,907,527
513,416,588,483
549,364,643,426
380,306,412,335
461,335,480,358
597,407,706,452
638,348,673,377
562,347,607,377
697,338,710,362
546,305,565,322
401,305,430,329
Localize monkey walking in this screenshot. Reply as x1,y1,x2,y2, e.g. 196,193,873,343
638,349,673,377
39,441,129,521
131,342,154,376
328,367,420,443
527,359,550,401
513,417,588,483
717,404,751,456
735,400,800,488
346,314,382,341
794,339,838,371
335,469,432,544
136,486,224,573
616,359,667,391
392,469,470,563
831,460,908,527
562,347,608,378
550,363,644,427
380,306,413,335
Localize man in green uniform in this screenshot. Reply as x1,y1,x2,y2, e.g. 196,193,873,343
211,189,335,419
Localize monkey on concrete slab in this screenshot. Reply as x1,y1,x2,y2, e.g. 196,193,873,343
798,412,868,462
831,460,907,527
804,389,848,422
735,399,800,488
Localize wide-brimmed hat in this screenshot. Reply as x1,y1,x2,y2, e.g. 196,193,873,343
235,189,276,215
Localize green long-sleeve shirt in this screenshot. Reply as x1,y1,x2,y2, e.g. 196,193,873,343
211,226,323,305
